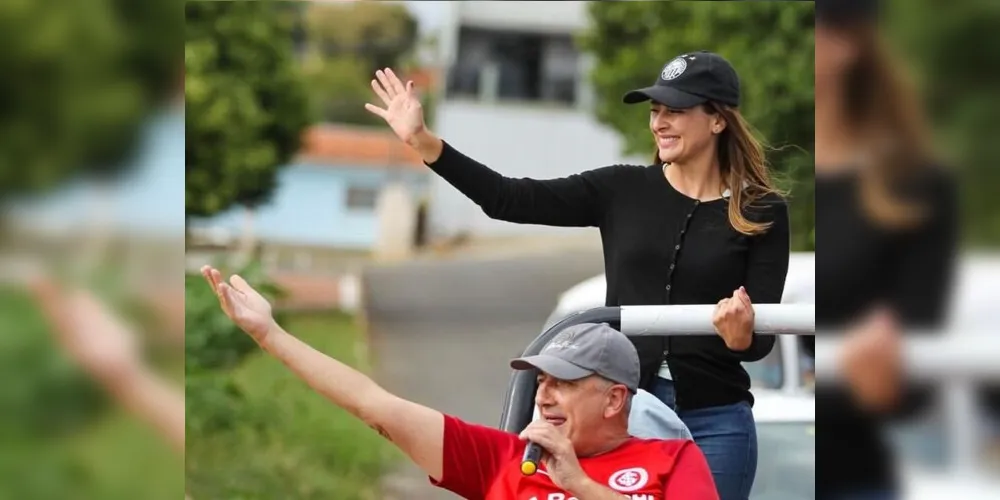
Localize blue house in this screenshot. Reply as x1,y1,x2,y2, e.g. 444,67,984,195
187,124,430,252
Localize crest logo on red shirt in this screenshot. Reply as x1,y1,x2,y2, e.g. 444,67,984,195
608,467,649,492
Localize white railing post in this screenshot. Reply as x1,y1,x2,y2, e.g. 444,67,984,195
620,304,815,335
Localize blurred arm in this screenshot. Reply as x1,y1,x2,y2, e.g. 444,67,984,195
100,368,186,454
259,324,446,481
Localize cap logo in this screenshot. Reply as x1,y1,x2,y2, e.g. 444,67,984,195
545,329,580,352
661,57,687,81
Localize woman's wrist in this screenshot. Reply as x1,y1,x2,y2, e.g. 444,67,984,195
409,128,444,164
725,327,754,351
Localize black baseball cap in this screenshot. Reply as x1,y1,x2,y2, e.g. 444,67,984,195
622,50,740,109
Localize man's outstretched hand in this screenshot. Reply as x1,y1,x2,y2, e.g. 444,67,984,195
200,265,276,343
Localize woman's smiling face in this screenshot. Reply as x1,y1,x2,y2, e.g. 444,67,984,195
650,102,724,164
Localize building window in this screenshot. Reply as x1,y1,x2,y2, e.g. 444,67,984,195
345,186,379,211
447,27,580,106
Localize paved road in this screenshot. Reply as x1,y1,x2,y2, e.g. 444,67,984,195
363,247,603,499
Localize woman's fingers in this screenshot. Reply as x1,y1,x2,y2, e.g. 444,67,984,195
736,286,752,309
364,103,388,119
384,67,407,95
375,69,396,100
371,78,391,106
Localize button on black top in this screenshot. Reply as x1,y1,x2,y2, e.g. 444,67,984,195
426,141,790,410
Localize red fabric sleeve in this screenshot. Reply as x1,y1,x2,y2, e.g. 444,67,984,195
429,414,521,499
662,441,720,499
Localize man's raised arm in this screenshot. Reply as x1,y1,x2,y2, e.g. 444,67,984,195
200,266,446,481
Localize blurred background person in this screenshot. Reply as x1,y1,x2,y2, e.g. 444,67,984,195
813,0,959,499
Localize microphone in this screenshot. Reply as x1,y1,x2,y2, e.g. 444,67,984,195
521,441,543,475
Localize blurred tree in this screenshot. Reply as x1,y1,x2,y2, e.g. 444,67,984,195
185,0,311,219
300,0,419,126
185,0,312,262
579,1,816,251
0,0,182,200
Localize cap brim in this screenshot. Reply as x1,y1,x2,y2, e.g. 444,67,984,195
622,85,707,108
510,354,593,381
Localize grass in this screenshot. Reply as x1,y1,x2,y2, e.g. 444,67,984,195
185,311,402,500
0,286,184,500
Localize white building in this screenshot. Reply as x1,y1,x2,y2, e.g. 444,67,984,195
428,0,646,241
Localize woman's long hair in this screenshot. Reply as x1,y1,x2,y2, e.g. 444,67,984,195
839,21,936,227
653,102,786,236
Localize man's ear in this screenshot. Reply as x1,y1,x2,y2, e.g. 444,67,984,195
604,386,629,418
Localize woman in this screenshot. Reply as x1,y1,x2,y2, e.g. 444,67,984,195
365,51,790,500
813,1,957,499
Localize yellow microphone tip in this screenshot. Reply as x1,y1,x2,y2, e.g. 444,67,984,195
521,461,537,475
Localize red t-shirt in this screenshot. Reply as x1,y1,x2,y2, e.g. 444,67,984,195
430,414,719,500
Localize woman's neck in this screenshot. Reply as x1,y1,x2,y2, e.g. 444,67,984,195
663,151,725,201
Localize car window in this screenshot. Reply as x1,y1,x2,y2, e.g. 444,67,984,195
751,422,815,500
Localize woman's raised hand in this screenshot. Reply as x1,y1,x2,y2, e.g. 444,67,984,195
365,68,426,148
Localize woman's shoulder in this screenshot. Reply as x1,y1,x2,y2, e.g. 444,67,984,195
585,163,656,174
743,190,789,220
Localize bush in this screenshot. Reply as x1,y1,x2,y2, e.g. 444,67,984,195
185,259,288,434
0,288,109,441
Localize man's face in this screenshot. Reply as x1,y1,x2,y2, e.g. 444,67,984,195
534,372,628,452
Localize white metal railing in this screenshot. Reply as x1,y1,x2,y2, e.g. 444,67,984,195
814,332,1000,477
620,304,815,336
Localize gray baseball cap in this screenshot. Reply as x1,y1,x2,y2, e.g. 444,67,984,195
510,323,640,393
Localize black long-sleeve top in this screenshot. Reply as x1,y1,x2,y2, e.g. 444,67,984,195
426,141,790,410
811,167,957,498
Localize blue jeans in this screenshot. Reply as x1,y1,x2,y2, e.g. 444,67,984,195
651,376,757,500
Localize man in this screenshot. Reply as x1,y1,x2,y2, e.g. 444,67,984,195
200,265,718,499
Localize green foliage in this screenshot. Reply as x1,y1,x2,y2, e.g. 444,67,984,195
300,0,419,126
185,260,287,373
185,373,252,435
886,0,1000,246
578,1,815,250
185,259,289,435
186,312,401,499
0,284,184,499
0,289,108,441
185,0,313,217
0,0,182,199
